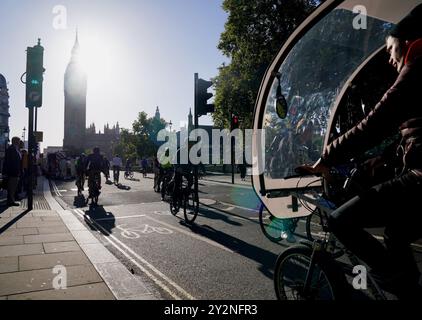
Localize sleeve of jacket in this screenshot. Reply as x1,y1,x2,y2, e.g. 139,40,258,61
321,63,416,166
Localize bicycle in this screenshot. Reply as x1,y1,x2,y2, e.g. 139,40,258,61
258,200,323,243
272,167,414,300
169,173,199,224
75,173,85,196
124,169,134,180
87,171,101,206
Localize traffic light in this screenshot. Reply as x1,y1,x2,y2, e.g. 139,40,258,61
231,115,239,130
26,40,45,108
196,78,215,117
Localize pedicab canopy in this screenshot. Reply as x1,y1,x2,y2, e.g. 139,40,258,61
252,0,422,219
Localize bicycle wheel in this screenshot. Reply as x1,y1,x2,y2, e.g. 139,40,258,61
274,246,347,300
258,203,283,243
169,182,180,215
306,208,326,242
184,190,199,224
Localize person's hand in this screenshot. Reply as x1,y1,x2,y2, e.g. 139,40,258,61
295,158,331,179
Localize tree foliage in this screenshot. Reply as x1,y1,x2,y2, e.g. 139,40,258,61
113,112,167,161
213,0,321,129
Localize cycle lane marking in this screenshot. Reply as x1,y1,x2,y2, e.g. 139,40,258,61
73,208,195,300
142,215,234,254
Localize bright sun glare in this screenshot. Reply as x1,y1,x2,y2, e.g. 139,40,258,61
78,34,114,80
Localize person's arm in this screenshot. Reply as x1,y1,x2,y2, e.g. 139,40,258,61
322,63,416,166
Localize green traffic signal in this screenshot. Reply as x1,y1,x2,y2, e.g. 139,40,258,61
26,40,45,108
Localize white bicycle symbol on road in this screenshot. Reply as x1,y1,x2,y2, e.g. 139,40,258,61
117,224,173,239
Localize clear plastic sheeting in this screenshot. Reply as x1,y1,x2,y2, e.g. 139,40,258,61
263,8,393,181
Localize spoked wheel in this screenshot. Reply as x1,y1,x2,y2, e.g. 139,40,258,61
258,203,284,243
184,190,199,224
170,197,180,216
306,208,327,242
169,182,180,215
274,246,347,300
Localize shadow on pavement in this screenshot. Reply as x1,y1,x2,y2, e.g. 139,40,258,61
116,183,131,191
0,208,32,235
194,206,242,227
185,219,279,280
84,205,116,236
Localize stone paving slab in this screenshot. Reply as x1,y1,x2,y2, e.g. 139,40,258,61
71,230,101,245
0,264,103,296
79,244,119,264
0,243,44,258
0,235,24,246
6,283,115,300
19,252,91,271
43,241,80,254
65,221,89,231
37,226,69,234
17,220,64,228
0,257,19,274
94,262,155,300
2,228,39,237
24,233,74,244
40,217,62,222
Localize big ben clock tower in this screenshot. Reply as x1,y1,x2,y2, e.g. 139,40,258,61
63,32,87,154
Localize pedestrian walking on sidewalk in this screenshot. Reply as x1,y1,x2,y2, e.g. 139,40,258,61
2,137,22,207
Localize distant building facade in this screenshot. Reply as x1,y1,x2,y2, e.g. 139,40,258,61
85,123,120,159
0,74,10,169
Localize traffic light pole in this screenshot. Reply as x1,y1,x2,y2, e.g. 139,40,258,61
231,111,235,185
27,106,34,211
193,74,199,201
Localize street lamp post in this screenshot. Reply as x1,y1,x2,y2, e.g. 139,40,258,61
22,127,26,143
169,121,173,132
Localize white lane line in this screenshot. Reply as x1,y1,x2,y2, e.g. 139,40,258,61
95,214,146,221
74,209,195,300
52,181,62,197
143,215,234,254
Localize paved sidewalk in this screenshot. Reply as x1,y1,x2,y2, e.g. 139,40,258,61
0,176,155,300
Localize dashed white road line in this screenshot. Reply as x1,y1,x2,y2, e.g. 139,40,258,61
74,208,195,300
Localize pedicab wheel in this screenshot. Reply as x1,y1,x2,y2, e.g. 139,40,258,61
274,246,347,300
184,190,199,224
305,208,326,242
258,203,283,243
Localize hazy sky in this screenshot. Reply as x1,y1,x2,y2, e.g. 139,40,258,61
0,0,228,150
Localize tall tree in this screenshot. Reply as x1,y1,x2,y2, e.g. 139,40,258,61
214,0,321,129
113,112,167,161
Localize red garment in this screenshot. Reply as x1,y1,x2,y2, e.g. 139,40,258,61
405,38,422,65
